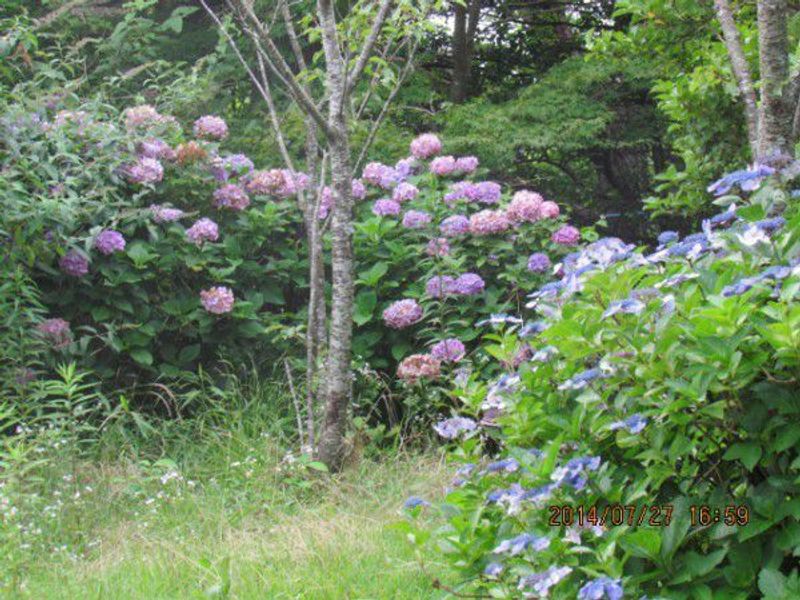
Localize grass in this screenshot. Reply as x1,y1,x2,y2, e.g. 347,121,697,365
1,401,451,599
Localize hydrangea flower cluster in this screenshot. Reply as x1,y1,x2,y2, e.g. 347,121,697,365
186,218,219,245
433,416,477,439
397,354,441,382
193,115,228,140
362,161,400,189
123,104,175,130
94,230,126,255
210,153,254,181
552,224,580,245
126,157,164,185
430,155,457,176
150,204,185,223
212,184,250,211
409,133,442,159
36,318,72,349
392,182,419,203
469,209,510,235
59,250,89,277
425,237,450,257
527,252,551,273
382,299,423,329
439,215,470,236
246,169,310,198
372,199,401,217
430,338,465,362
402,210,432,229
200,286,235,314
138,138,176,161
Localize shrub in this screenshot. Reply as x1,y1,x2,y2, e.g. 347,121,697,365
400,166,800,598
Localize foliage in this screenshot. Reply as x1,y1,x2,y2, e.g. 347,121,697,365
403,167,800,598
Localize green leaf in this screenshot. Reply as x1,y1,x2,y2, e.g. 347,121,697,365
177,344,201,364
660,496,692,566
759,568,787,598
354,290,377,326
358,262,389,287
130,348,153,366
723,442,762,471
306,461,329,472
620,528,661,560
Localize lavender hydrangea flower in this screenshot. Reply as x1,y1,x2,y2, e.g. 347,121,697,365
707,205,739,228
392,182,419,203
430,155,457,176
527,252,551,273
402,210,432,229
362,162,399,189
558,368,603,391
351,178,367,200
578,577,624,600
484,563,504,578
318,187,334,220
440,215,470,237
372,199,401,217
657,231,679,245
37,318,72,349
200,286,235,314
755,216,786,233
455,156,479,173
193,115,228,140
492,533,550,556
426,275,456,298
186,218,219,245
382,299,423,328
150,204,186,223
394,157,417,179
409,133,442,159
552,225,580,245
426,237,450,257
453,273,485,295
430,338,466,362
210,153,254,181
138,138,176,161
532,346,558,363
486,458,520,473
213,184,250,211
467,181,502,204
609,413,648,434
433,416,477,439
602,298,645,320
59,250,89,277
519,321,548,338
518,566,573,598
444,181,475,203
707,164,774,196
403,496,430,509
470,210,510,235
94,230,126,255
126,157,164,185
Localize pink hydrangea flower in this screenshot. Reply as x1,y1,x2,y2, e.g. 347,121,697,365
552,224,580,245
410,133,442,159
200,286,235,314
540,200,560,218
213,184,250,211
59,250,88,277
150,204,185,223
245,169,309,198
469,209,510,235
193,115,228,140
383,299,424,329
186,218,219,245
430,155,457,176
126,157,164,185
466,181,502,204
123,105,175,130
397,353,441,382
426,237,450,257
395,157,417,179
402,210,432,229
455,156,479,173
507,190,545,224
362,162,398,189
318,187,334,219
372,199,401,217
37,318,72,349
430,338,466,362
444,181,475,203
392,182,419,203
138,138,176,161
94,230,126,255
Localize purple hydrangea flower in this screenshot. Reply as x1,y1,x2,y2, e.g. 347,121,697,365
213,184,250,211
433,416,477,439
138,138,176,161
609,413,648,434
430,155,457,176
395,157,417,179
455,155,479,173
409,133,442,159
210,154,254,181
94,230,126,255
519,321,548,338
392,182,419,203
351,178,367,200
444,181,475,203
527,252,551,273
578,577,624,600
492,533,550,556
755,216,786,233
486,458,520,473
362,162,399,189
426,237,450,257
552,225,580,245
200,286,234,314
476,314,524,327
150,204,186,223
439,215,470,237
372,199,401,217
382,299,423,328
430,338,466,362
402,210,432,229
426,275,456,298
59,250,89,277
468,181,502,204
318,187,334,219
126,157,164,185
193,115,228,140
186,218,219,245
37,318,72,349
453,273,485,295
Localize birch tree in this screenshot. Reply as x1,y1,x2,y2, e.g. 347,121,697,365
199,0,432,469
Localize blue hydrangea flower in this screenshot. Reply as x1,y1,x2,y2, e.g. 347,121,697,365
558,368,603,391
657,231,679,246
518,566,573,597
707,165,774,196
476,314,524,327
484,562,504,577
520,321,548,338
482,374,521,410
433,417,477,439
528,280,563,300
486,458,520,474
531,346,558,363
755,216,786,233
404,496,429,509
551,456,601,491
655,272,699,289
492,533,550,556
578,576,624,600
602,298,645,320
707,204,739,228
737,224,771,247
609,413,648,434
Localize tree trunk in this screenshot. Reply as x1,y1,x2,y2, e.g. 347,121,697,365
757,0,792,159
315,0,355,470
451,0,480,103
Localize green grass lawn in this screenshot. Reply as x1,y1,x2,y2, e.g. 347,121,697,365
2,426,450,599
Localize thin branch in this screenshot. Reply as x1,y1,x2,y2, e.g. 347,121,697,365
279,0,309,72
284,359,305,447
347,0,395,93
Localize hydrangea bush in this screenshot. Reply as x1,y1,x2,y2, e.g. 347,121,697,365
1,96,307,387
398,167,800,598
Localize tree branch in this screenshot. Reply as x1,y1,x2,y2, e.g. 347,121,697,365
346,0,395,94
